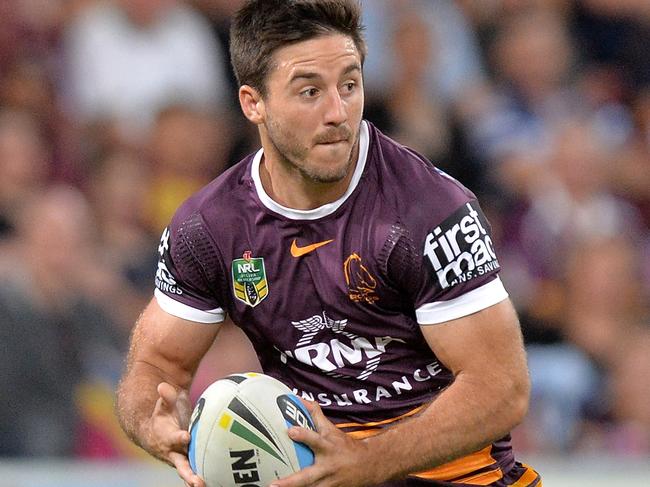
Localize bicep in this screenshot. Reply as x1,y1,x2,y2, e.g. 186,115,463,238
420,299,527,381
126,297,222,389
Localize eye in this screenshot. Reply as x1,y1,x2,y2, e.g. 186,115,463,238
342,81,356,93
300,88,319,98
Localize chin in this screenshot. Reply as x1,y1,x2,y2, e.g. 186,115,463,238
314,172,348,184
309,161,352,184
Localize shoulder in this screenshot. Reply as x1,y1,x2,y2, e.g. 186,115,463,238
366,122,475,228
157,155,256,303
170,153,255,232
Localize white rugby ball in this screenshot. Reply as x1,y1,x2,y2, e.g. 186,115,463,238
188,373,316,487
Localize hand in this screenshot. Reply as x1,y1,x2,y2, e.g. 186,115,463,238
144,382,206,487
271,401,380,487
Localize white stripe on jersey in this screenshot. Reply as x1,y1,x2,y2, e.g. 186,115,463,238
415,277,509,325
251,121,370,221
155,289,225,324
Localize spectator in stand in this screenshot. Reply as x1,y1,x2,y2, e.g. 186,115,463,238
608,329,650,454
364,7,451,164
0,110,49,238
564,236,650,454
88,150,157,300
0,186,124,456
564,236,648,369
63,0,229,143
188,0,246,96
610,88,650,229
0,58,82,183
145,104,232,232
501,118,643,340
502,118,644,453
362,1,492,194
362,0,486,105
468,8,581,198
0,0,88,183
517,119,642,287
0,0,67,71
573,0,650,92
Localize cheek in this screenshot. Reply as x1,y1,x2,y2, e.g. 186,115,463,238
350,92,365,118
267,101,309,130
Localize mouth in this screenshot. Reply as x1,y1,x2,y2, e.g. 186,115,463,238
317,137,349,146
319,140,346,145
315,128,352,146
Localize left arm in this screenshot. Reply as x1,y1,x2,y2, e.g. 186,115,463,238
274,298,530,487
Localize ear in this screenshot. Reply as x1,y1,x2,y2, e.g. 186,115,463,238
239,85,265,125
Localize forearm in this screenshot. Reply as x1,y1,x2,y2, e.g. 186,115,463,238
362,372,529,483
115,360,192,455
115,300,217,455
116,363,166,450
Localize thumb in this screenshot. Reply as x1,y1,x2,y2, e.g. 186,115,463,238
157,382,179,413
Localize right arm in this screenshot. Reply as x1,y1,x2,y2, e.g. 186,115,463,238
116,298,221,486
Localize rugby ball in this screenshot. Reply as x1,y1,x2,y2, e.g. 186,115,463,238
188,373,316,487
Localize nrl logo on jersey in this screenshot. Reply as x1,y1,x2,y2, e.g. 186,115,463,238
232,251,268,307
423,201,500,290
279,311,404,381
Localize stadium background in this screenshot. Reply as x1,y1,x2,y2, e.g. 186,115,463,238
0,0,648,485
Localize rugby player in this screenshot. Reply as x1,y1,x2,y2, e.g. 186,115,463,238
116,1,540,485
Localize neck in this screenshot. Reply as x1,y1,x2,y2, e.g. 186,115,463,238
259,136,360,211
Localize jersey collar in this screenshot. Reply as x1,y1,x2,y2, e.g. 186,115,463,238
251,120,369,221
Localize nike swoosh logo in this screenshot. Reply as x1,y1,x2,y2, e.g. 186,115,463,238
291,239,334,258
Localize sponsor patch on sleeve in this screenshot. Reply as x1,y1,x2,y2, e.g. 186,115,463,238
423,201,500,290
155,227,183,295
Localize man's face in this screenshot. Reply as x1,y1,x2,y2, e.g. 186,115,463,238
259,34,364,184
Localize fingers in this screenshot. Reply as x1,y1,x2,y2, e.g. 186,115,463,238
157,382,193,430
300,400,335,434
168,428,191,452
151,405,191,453
288,423,322,449
288,400,343,455
175,389,192,427
170,451,206,487
270,465,319,487
150,382,192,455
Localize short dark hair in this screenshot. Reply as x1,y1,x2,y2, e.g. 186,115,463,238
230,0,366,96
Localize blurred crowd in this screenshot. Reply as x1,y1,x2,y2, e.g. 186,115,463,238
0,0,648,461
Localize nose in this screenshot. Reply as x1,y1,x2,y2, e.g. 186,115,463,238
323,89,347,126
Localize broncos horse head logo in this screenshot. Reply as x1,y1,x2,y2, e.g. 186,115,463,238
344,253,379,304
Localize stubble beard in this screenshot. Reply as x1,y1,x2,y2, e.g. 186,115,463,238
265,116,358,184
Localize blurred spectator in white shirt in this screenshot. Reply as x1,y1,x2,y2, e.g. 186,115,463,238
63,0,228,142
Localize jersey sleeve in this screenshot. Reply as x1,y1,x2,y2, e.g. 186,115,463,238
154,212,227,324
416,198,508,324
387,196,508,325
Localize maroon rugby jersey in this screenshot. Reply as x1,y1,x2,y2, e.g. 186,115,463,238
154,121,525,484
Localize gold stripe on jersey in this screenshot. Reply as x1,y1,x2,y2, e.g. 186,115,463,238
510,464,540,486
335,405,425,430
346,428,382,439
411,445,498,482
452,466,503,485
336,409,501,484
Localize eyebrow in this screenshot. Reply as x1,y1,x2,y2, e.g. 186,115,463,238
289,63,361,84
